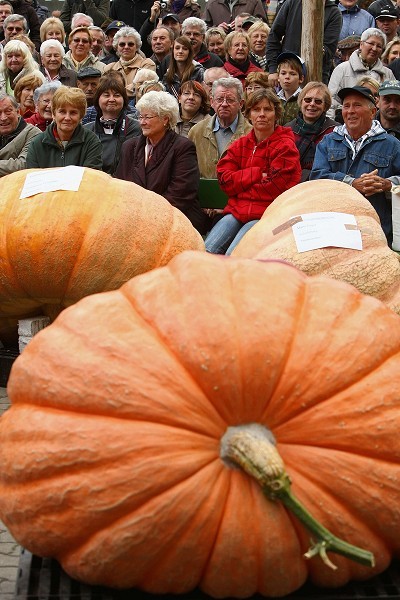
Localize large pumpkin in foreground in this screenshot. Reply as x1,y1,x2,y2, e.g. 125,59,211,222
1,252,400,598
0,168,204,342
232,180,400,314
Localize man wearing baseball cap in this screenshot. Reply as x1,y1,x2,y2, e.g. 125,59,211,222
102,20,125,64
310,85,400,246
375,5,400,43
377,79,400,139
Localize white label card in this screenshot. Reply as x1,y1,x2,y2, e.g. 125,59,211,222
20,166,85,199
292,212,362,253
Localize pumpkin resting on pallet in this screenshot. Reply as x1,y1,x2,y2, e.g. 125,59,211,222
232,179,400,314
0,168,204,343
1,252,400,597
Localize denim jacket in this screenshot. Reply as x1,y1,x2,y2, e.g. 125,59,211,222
310,128,400,245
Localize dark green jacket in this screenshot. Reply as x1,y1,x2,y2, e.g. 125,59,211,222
26,123,103,170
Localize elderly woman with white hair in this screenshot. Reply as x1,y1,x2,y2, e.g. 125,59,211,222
0,40,42,95
104,27,156,100
39,39,77,86
115,90,207,234
328,27,394,118
25,80,61,131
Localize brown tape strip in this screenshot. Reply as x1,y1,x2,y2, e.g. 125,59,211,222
272,215,303,235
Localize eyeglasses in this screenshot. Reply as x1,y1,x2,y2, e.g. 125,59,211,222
213,96,238,105
6,26,23,32
303,97,324,105
72,38,90,43
363,40,384,51
138,114,158,122
118,41,135,47
39,98,52,104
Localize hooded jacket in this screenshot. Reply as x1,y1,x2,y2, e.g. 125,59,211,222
217,125,301,222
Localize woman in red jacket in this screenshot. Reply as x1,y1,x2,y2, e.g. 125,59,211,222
205,88,301,254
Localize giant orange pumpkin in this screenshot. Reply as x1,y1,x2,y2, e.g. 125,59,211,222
1,252,400,597
0,168,204,342
232,180,400,314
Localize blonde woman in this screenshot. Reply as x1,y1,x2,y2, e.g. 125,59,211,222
0,40,41,95
26,86,102,169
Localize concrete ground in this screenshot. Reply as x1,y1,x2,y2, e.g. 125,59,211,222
0,387,20,600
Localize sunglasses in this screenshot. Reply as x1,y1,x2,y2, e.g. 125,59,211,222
118,42,135,47
72,37,90,43
303,97,324,105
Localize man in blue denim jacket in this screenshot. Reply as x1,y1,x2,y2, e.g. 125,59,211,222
310,85,400,246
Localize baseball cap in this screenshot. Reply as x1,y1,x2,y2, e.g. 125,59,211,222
161,13,180,23
277,51,307,77
77,66,102,79
376,6,398,19
242,16,258,28
379,79,400,96
104,20,125,34
337,86,377,105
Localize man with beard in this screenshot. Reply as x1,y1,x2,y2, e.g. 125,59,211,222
377,79,400,139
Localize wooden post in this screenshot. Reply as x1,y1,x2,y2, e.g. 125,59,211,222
301,0,325,83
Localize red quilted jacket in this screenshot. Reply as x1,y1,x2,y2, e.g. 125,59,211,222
217,125,301,223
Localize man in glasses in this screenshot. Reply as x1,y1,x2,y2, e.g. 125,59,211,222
2,12,39,50
3,0,40,49
311,85,400,247
188,77,252,178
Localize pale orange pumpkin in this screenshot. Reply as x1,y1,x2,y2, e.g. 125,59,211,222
0,168,204,342
232,180,400,314
1,252,400,597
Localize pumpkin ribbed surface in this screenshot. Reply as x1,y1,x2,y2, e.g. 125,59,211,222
0,168,204,341
232,180,400,314
1,252,400,597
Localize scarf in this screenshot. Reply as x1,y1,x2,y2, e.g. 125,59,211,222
228,56,251,74
119,56,137,73
293,112,326,137
293,112,327,170
358,49,377,71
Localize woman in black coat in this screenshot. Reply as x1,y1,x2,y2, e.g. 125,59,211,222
115,90,208,234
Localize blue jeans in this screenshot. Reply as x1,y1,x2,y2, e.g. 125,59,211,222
205,214,258,255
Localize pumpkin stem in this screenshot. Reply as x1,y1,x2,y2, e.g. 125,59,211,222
220,424,375,570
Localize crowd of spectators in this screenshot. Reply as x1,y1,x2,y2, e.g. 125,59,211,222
1,0,400,248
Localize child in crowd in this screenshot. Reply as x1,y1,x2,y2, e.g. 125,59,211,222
276,51,305,124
